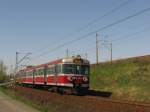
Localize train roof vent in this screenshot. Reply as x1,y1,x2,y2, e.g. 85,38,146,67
76,55,81,59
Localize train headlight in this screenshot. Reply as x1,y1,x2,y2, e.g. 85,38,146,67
83,76,88,82
67,76,72,81
71,76,76,81
67,76,76,81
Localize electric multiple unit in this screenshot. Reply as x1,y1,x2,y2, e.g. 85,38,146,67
16,55,90,94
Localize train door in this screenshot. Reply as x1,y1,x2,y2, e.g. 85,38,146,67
33,69,35,84
55,64,62,86
54,65,57,85
34,67,45,85
46,64,56,85
44,66,47,85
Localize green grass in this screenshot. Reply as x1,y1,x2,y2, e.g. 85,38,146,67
0,85,44,112
0,86,87,112
0,55,149,112
90,56,150,102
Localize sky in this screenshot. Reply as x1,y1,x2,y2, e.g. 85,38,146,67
0,0,150,72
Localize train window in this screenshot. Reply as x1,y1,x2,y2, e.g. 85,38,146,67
26,72,29,76
62,64,89,75
62,64,75,74
30,72,33,76
76,65,81,74
35,70,38,76
39,69,44,75
26,71,33,76
35,68,44,76
47,68,52,74
23,72,26,77
47,66,55,74
56,65,61,74
27,72,29,76
21,71,26,77
81,65,89,75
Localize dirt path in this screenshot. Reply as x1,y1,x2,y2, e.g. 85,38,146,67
0,91,40,112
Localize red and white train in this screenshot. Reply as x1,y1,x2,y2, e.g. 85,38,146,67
16,55,90,94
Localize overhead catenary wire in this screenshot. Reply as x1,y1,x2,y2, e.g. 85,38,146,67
30,7,150,62
30,25,150,65
32,0,134,55
71,26,150,63
73,0,134,32
111,26,150,42
113,32,150,46
98,26,150,44
99,26,150,51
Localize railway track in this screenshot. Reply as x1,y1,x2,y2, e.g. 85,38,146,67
4,85,150,112
86,95,150,108
86,89,150,108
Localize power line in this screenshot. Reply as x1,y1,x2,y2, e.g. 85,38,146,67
76,26,150,63
75,0,134,31
32,0,133,55
88,26,150,52
111,26,150,42
97,26,150,44
95,8,150,33
114,33,150,46
15,52,31,72
100,26,150,62
31,7,150,61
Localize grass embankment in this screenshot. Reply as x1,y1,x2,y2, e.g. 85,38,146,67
90,55,150,102
0,55,149,112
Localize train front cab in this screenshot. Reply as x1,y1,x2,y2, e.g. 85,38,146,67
58,56,90,94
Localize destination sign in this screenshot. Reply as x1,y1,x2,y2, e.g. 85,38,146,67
74,59,83,64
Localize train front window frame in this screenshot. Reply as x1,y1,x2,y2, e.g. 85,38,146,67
62,64,75,74
62,64,89,75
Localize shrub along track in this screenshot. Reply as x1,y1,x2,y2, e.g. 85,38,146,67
5,85,150,112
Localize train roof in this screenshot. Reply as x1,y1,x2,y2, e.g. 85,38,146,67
19,55,90,71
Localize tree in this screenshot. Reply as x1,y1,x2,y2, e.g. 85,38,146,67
0,60,7,83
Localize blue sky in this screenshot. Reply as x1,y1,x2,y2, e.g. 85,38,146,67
0,0,150,71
